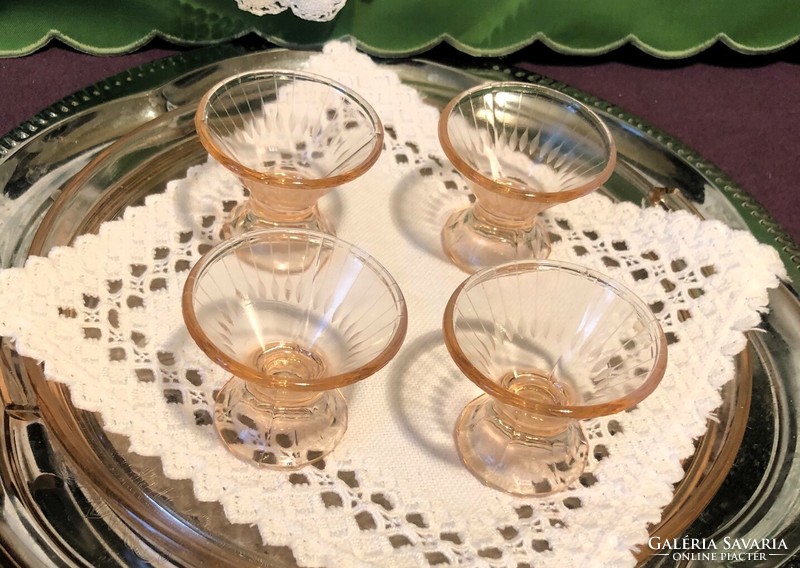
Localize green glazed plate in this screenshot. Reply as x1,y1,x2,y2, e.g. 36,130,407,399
1,0,799,58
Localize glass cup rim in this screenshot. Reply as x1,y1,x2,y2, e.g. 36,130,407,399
194,69,385,190
182,228,408,391
442,259,668,419
438,81,617,203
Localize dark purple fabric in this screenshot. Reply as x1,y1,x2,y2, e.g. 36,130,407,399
1,43,797,242
517,59,800,245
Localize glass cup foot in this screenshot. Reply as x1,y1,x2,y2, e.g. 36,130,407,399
214,377,347,469
455,394,588,496
441,206,551,273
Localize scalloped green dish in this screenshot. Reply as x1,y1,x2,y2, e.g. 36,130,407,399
1,0,799,58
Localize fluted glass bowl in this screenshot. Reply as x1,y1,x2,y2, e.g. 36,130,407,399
195,70,384,237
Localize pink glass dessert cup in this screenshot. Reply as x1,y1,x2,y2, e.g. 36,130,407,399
443,260,667,496
195,70,384,238
439,82,617,273
182,229,407,469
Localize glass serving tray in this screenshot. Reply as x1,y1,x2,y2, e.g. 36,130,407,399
0,46,797,567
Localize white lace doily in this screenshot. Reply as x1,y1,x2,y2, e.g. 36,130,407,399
0,42,787,567
236,0,347,21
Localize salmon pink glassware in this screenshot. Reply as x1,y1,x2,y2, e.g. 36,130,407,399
439,83,616,273
195,70,384,238
182,229,407,469
443,260,667,496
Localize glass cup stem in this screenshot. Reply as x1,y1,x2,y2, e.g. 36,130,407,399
470,188,544,232
492,399,572,438
246,180,326,221
227,180,332,236
247,384,325,407
442,200,551,272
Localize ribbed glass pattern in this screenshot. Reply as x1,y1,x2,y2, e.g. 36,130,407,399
443,83,615,196
183,229,407,390
445,260,666,417
197,70,382,184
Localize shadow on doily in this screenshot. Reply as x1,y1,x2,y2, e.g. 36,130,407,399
389,158,471,263
387,329,480,468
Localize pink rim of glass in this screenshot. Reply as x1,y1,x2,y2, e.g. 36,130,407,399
182,228,408,392
438,81,617,204
443,259,668,419
194,69,385,190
